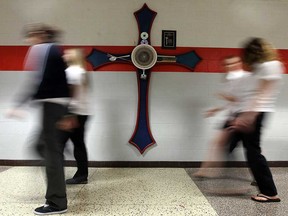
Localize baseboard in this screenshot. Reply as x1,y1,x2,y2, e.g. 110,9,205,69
0,160,288,167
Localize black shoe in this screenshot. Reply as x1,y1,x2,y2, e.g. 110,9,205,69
66,176,88,184
34,204,67,215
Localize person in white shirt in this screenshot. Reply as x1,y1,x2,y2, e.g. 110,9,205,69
227,38,283,202
62,48,91,184
193,56,250,178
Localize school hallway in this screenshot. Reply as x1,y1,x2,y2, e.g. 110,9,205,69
0,166,287,216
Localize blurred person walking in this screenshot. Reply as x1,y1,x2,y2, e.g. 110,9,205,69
7,23,71,214
62,48,91,184
227,37,283,202
194,55,250,178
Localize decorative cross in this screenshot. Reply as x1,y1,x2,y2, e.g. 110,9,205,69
87,4,201,154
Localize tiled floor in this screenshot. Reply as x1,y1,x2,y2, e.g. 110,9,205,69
187,167,288,216
0,166,287,216
0,167,217,216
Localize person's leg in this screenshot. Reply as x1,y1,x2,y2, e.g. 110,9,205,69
228,133,241,153
33,130,46,159
35,125,71,159
241,113,279,200
193,129,231,177
42,102,68,209
68,115,89,181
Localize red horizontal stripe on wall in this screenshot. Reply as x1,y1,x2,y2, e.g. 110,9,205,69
0,46,29,71
1,46,287,73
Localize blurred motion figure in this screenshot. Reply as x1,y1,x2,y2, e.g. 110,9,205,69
62,48,90,184
194,55,250,177
229,38,283,202
7,23,70,215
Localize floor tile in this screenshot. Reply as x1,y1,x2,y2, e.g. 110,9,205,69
0,167,217,215
186,167,288,216
71,168,210,206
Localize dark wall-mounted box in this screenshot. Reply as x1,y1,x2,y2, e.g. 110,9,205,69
162,30,176,49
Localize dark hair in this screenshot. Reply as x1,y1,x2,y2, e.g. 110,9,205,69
23,23,62,42
242,37,278,66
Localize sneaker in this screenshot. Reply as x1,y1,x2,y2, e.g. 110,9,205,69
66,176,88,184
34,205,67,215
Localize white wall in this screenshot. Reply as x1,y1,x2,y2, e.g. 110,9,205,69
2,0,288,48
1,0,288,161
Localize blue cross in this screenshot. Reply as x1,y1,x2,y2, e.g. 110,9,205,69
87,4,201,154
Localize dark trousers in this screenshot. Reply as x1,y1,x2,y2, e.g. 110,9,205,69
37,102,68,209
62,115,89,178
228,133,241,153
234,113,278,196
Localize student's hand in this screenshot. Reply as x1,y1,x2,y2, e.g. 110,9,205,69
204,107,221,118
218,93,238,102
5,108,26,119
57,115,78,131
228,112,259,133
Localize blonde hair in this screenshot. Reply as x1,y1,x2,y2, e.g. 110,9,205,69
65,48,89,87
66,48,86,68
242,37,279,67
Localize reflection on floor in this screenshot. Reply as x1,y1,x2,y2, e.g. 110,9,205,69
0,166,287,216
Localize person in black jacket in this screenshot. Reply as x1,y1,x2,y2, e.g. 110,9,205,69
7,23,71,215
